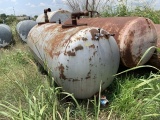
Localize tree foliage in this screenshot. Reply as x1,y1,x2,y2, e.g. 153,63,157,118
5,15,17,25
0,13,7,20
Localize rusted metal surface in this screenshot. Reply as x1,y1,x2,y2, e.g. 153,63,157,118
65,17,157,68
16,20,37,42
0,24,12,47
148,24,160,69
62,11,88,28
36,9,71,24
27,23,120,99
155,24,160,47
62,10,88,28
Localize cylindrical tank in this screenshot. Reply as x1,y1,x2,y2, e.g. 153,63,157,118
148,24,160,69
27,23,120,99
16,20,37,42
0,24,12,47
65,17,157,68
36,9,71,23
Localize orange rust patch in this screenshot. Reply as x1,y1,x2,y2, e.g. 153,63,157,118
90,29,98,40
59,64,66,80
89,44,95,48
86,70,91,79
82,37,88,41
45,24,59,32
53,52,61,56
101,30,106,34
93,51,97,56
74,17,140,44
75,45,83,51
101,30,109,39
122,31,135,67
76,37,81,40
41,25,88,58
104,34,110,39
67,51,76,56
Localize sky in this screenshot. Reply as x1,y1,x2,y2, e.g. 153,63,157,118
0,0,68,16
0,0,160,17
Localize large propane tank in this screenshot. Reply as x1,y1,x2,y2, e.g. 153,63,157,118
148,24,160,69
27,23,120,99
16,20,37,42
0,24,12,47
65,17,157,68
36,9,71,23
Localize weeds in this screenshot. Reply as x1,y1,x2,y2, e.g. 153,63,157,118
102,0,160,24
0,50,159,119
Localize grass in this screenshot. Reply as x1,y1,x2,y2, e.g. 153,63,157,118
0,1,160,119
107,73,160,120
0,42,160,119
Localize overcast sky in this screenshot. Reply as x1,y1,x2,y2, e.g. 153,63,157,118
0,0,160,16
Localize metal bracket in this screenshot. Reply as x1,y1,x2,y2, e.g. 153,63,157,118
62,0,99,28
62,23,87,28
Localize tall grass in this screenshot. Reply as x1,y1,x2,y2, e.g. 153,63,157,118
106,73,160,120
102,0,160,24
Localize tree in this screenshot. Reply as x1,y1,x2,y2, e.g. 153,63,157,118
64,0,110,13
34,15,38,19
0,13,7,20
22,14,27,17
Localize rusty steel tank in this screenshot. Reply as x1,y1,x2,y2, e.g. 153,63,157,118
36,9,71,24
64,17,157,68
148,24,160,69
16,20,37,42
0,24,12,47
27,23,120,99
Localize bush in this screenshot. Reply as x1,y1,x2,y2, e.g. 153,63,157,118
101,1,160,24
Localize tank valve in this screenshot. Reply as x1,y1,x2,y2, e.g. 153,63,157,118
62,11,88,28
62,0,99,28
59,19,61,24
44,8,51,23
38,8,56,25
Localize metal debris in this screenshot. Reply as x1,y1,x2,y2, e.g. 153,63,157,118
100,95,109,106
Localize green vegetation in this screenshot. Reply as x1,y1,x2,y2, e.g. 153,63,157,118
0,44,159,119
102,1,160,24
0,14,18,25
0,0,160,119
